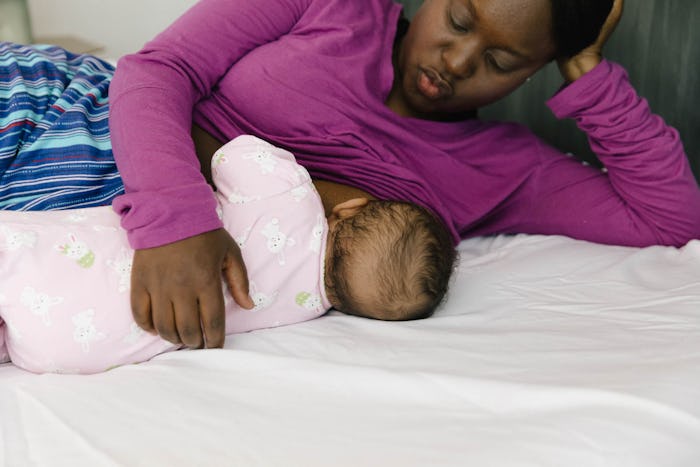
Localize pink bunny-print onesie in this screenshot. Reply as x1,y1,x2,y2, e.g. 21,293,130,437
0,135,331,374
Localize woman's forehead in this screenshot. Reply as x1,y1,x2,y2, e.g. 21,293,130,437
461,0,554,57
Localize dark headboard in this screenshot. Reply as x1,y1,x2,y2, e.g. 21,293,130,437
397,0,700,180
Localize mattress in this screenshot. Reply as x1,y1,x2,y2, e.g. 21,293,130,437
2,234,699,466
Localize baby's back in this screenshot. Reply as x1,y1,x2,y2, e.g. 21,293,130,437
0,135,330,374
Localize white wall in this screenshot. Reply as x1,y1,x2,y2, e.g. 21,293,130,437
28,0,198,58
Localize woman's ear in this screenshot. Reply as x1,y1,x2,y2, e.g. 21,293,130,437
330,197,369,220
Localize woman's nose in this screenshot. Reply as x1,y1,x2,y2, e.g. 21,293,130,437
442,39,478,79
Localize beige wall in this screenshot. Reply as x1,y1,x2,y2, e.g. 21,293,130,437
28,0,198,58
0,0,33,43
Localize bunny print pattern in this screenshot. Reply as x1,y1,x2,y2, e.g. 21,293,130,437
0,135,331,374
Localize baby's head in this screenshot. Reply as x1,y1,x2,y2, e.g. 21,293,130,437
324,198,456,321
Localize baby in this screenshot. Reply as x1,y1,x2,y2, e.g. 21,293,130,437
0,135,455,374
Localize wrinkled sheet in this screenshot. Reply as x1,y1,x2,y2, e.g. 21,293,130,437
2,234,699,466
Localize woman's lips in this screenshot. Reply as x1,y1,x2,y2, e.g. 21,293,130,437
417,68,451,100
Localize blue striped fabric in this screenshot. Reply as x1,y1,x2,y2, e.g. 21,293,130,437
0,42,123,210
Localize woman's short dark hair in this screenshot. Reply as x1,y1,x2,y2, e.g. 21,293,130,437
549,0,614,58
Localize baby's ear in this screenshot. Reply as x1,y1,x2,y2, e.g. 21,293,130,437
330,198,369,220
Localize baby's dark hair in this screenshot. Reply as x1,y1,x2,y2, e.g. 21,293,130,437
549,0,614,58
326,200,456,321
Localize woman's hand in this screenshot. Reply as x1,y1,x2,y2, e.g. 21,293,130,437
130,229,254,349
557,0,624,82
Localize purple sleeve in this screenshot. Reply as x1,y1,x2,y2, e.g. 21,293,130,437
514,60,700,247
108,0,311,249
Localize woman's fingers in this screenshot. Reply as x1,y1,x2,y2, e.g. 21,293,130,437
131,275,156,334
151,295,180,345
223,243,254,310
129,229,251,349
173,296,204,349
595,0,624,49
198,282,227,349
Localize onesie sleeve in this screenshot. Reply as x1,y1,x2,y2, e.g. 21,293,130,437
509,60,700,247
109,0,313,249
212,135,313,204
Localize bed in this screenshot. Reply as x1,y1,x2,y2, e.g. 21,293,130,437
2,233,699,466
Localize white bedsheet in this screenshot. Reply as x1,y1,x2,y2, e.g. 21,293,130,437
2,234,699,466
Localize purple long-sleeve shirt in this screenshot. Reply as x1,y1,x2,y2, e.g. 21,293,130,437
109,0,700,249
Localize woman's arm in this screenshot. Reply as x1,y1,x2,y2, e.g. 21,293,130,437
513,60,700,247
110,0,312,248
503,0,700,247
108,0,312,348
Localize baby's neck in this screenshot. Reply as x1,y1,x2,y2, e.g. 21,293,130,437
312,180,375,216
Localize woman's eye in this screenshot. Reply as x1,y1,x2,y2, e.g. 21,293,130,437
487,55,508,73
448,12,469,33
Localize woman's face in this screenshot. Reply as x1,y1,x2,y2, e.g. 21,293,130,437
389,0,557,119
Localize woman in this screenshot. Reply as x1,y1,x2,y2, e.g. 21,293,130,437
3,0,699,349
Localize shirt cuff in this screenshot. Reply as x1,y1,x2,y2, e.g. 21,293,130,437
112,182,223,249
546,59,619,119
